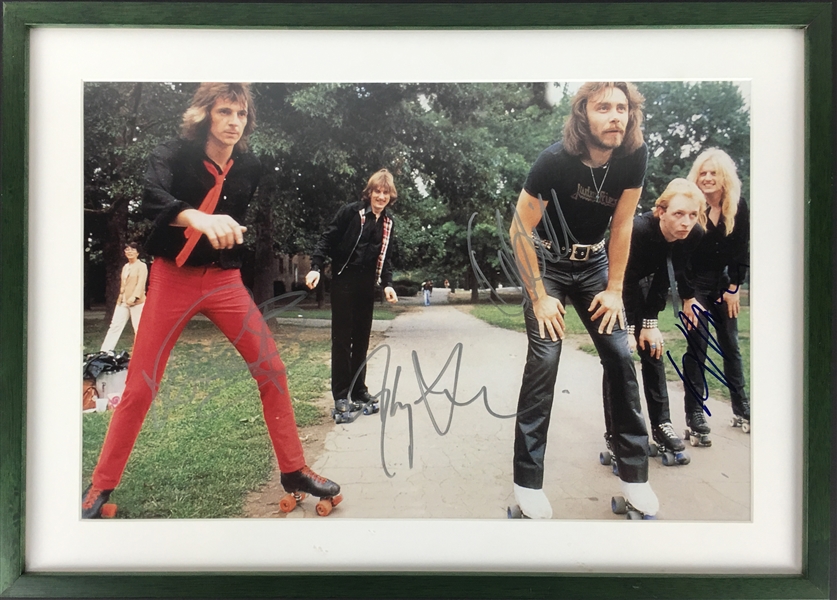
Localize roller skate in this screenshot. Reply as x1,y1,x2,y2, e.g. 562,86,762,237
507,483,553,519
331,397,362,424
729,401,750,433
611,480,659,520
729,414,750,433
352,390,380,416
684,410,712,447
649,422,690,466
278,466,343,517
81,484,117,519
598,432,619,476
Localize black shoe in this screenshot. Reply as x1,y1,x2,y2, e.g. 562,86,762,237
733,400,751,422
352,390,377,405
653,422,686,452
686,410,711,434
280,466,340,498
81,484,113,519
334,398,362,413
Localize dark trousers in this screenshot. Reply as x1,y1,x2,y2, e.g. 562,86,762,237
330,267,376,401
635,333,672,427
681,279,750,418
513,252,649,488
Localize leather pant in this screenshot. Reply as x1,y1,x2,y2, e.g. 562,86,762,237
513,252,649,488
634,331,672,427
680,276,750,419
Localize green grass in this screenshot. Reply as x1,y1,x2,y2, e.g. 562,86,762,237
468,302,750,401
82,318,332,518
283,306,402,321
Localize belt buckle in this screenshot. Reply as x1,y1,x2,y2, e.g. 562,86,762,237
570,243,591,262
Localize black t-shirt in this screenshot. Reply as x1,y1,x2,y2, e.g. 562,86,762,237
523,141,648,244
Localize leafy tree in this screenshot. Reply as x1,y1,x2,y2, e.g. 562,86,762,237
637,81,750,209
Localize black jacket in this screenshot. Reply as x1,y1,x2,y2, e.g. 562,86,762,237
310,201,395,288
141,139,261,269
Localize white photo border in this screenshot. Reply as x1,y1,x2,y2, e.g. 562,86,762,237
23,26,805,575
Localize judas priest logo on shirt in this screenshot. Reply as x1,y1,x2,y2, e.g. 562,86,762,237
522,141,648,244
570,183,618,207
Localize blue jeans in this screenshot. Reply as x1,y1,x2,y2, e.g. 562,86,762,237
513,252,649,487
423,289,431,305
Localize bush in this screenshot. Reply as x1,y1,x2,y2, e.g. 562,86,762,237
392,278,421,297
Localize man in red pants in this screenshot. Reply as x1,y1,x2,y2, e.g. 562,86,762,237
82,83,339,518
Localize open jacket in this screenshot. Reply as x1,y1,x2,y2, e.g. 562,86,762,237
310,201,395,288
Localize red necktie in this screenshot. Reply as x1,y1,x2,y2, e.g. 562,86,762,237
175,159,234,267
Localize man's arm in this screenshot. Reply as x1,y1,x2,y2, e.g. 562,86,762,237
588,187,642,334
509,189,566,341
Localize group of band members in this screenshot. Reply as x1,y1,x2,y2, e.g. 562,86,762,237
509,81,749,518
83,80,748,520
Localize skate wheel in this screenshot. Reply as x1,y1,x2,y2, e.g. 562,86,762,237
100,503,117,518
677,452,691,466
661,452,675,467
507,505,523,519
683,429,691,440
331,494,343,507
611,496,627,515
279,494,297,513
689,435,699,447
316,499,333,517
648,444,659,458
642,514,658,520
627,510,643,520
729,417,738,427
611,462,619,477
599,451,612,466
742,422,750,434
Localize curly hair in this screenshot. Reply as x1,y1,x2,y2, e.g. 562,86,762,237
687,148,741,236
180,83,256,152
361,169,398,207
653,178,707,229
562,82,645,158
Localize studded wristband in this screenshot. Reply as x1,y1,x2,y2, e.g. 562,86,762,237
641,318,658,329
626,325,636,336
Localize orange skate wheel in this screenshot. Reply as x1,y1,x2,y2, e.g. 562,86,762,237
279,494,297,513
100,503,117,518
315,499,333,517
331,494,343,507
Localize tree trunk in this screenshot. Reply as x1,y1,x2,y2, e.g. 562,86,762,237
468,270,479,303
253,193,275,312
103,199,129,322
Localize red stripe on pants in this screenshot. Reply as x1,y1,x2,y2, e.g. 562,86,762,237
92,258,305,490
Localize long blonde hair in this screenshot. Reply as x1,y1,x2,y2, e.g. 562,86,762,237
653,178,707,229
687,148,741,236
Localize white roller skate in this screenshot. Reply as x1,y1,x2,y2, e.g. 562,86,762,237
611,481,659,520
507,484,553,519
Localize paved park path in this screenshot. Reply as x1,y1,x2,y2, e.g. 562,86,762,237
298,290,750,521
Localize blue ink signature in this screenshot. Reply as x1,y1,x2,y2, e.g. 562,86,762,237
665,303,734,416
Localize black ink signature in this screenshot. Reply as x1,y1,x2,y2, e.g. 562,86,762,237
712,263,749,306
351,343,543,478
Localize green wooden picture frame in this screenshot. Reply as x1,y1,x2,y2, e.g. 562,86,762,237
1,1,832,598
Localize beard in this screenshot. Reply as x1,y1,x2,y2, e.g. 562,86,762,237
588,129,625,151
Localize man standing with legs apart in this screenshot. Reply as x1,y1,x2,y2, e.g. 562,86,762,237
509,82,658,519
619,178,706,466
306,169,399,424
82,83,340,518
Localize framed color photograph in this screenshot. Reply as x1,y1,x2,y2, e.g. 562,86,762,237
0,2,832,598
